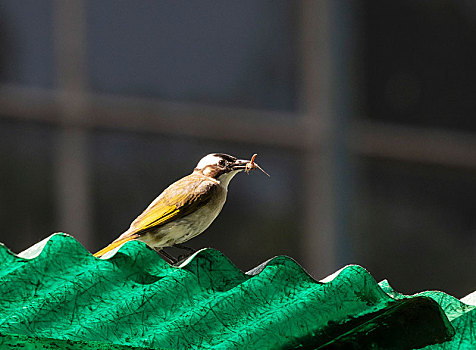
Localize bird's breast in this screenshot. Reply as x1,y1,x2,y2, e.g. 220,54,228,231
141,186,227,247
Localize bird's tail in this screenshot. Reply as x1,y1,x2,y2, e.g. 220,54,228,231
93,235,138,258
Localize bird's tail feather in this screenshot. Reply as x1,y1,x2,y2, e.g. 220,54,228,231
93,235,138,258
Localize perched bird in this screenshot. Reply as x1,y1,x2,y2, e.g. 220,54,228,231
94,153,268,262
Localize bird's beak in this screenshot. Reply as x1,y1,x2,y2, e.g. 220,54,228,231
231,159,250,171
232,157,270,177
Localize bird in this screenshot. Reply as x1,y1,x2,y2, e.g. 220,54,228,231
93,153,268,262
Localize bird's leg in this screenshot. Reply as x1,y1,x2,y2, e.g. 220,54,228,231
155,248,178,265
173,244,196,261
173,243,196,253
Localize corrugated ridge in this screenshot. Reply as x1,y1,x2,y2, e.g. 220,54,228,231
0,233,473,349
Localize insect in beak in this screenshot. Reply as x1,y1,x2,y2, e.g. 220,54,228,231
244,154,270,177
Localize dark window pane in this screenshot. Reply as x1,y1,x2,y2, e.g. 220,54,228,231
86,1,298,111
0,0,55,87
0,120,56,252
363,2,476,131
352,157,476,297
90,130,302,270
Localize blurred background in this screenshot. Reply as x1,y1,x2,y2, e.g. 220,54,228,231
1,1,476,297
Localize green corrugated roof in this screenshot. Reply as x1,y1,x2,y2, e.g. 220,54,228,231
0,233,474,349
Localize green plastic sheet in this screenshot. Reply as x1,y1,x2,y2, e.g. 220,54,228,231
0,233,474,349
0,333,151,350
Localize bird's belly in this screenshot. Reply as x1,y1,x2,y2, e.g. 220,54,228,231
141,194,226,248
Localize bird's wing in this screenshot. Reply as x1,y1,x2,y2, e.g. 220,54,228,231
94,176,218,258
126,175,219,236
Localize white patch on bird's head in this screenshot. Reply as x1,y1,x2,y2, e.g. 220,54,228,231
195,154,222,170
194,153,242,188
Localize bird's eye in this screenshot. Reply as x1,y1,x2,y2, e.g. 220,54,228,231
218,159,226,167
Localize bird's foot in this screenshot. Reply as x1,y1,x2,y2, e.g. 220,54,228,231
173,243,196,253
155,248,178,265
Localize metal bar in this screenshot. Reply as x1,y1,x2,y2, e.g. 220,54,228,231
53,0,92,248
87,93,302,148
352,120,476,169
0,85,59,121
0,84,303,149
299,0,338,277
2,84,476,169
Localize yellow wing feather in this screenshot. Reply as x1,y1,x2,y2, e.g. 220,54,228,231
93,174,218,257
93,235,138,257
127,175,217,235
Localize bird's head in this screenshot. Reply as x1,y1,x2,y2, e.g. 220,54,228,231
194,153,250,187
